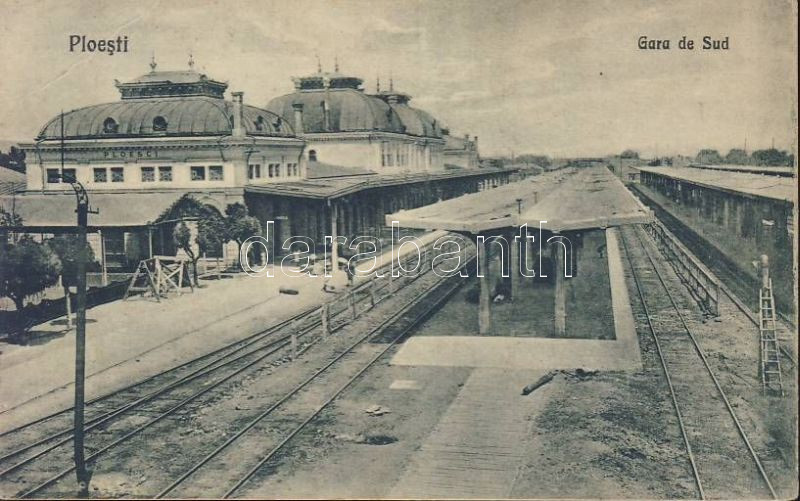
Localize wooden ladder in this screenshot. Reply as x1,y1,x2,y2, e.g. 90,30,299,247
759,278,783,396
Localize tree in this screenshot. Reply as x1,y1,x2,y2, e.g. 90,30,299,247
173,223,197,285
47,235,97,327
0,237,60,313
1,207,23,244
0,146,26,173
724,148,750,165
159,195,229,284
620,149,639,159
173,212,226,286
224,203,262,262
751,148,790,166
696,149,722,164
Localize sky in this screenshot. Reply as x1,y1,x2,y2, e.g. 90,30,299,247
0,0,796,157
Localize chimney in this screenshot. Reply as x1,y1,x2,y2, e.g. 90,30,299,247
473,135,479,151
464,134,470,149
232,91,245,138
292,103,304,134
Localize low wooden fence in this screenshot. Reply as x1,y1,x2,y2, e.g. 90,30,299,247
646,220,720,316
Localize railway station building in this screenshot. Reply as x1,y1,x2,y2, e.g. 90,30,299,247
2,61,514,272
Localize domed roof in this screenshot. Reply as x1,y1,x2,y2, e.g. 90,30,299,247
266,88,407,134
38,97,294,139
391,104,442,138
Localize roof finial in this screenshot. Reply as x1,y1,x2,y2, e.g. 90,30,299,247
149,51,157,72
315,53,322,73
334,54,339,72
188,51,195,69
376,75,381,93
389,71,394,92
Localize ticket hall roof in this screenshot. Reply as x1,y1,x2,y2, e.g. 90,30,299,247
386,166,653,233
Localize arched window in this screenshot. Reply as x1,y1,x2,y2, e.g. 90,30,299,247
103,117,118,134
272,117,282,132
308,150,317,162
152,116,168,132
254,116,265,131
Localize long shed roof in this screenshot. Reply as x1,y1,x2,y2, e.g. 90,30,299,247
638,166,795,203
386,166,652,233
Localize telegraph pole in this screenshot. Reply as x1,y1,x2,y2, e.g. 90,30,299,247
60,154,95,495
73,182,89,495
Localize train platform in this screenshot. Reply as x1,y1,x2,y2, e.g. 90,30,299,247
391,228,642,370
0,271,330,432
0,234,435,433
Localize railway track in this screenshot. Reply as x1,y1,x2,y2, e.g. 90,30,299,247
156,264,467,499
619,224,776,500
0,237,470,498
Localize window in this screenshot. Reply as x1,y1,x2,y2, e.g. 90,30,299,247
308,150,317,162
190,166,206,181
103,117,118,134
62,169,76,183
47,169,60,183
141,167,155,182
248,164,261,179
152,116,168,132
209,165,223,181
254,116,265,132
268,163,280,178
159,166,172,182
273,163,281,177
111,167,124,182
94,168,107,183
381,142,394,167
286,163,298,176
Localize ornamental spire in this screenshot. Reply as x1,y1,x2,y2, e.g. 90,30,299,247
149,52,157,71
188,51,195,69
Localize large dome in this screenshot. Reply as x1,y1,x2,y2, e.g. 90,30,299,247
391,104,442,138
38,97,294,139
266,69,444,139
266,88,406,134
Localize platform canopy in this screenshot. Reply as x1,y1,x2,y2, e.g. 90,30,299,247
386,166,653,233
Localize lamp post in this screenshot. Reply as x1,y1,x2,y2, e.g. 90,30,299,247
61,174,96,495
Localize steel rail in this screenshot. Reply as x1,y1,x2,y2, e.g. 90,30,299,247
15,247,449,498
0,307,318,466
0,325,312,479
223,277,464,499
0,304,317,440
626,225,777,499
1,239,447,459
618,227,705,499
0,233,446,438
154,261,462,499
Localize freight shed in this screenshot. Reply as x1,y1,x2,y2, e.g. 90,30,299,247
636,166,795,316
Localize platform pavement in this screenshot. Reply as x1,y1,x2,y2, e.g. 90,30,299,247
390,228,643,371
0,232,445,433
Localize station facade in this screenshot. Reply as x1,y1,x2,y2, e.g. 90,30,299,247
3,61,513,272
